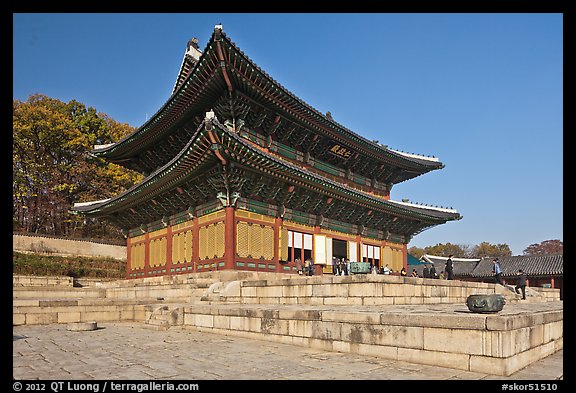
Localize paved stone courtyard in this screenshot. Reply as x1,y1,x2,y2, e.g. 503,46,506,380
13,322,563,381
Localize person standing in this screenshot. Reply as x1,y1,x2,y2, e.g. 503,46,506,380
423,264,430,279
383,264,390,275
296,258,303,275
332,256,339,275
492,258,504,285
515,269,527,299
430,264,437,279
445,255,454,280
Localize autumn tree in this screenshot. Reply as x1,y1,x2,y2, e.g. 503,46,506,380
423,243,471,258
13,94,143,239
523,240,563,255
407,246,425,259
472,242,512,258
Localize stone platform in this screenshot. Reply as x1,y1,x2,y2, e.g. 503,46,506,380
13,272,563,377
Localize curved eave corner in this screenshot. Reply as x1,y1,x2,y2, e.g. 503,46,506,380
208,116,461,224
389,199,462,222
71,198,112,214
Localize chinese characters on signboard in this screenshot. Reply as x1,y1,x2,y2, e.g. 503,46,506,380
328,144,353,159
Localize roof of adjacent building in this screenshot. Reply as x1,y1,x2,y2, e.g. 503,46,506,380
419,253,563,277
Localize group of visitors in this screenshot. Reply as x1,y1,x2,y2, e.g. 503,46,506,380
332,257,350,276
295,258,315,276
298,254,528,300
492,257,527,300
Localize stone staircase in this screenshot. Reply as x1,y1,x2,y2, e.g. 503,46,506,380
13,272,224,326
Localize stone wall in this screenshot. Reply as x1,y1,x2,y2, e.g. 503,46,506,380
13,234,126,261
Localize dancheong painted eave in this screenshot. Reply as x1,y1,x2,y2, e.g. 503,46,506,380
91,24,444,184
74,113,461,238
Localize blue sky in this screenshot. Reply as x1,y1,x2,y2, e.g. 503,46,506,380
13,13,563,255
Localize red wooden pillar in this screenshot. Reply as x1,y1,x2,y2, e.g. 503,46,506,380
143,232,150,276
125,237,132,279
165,225,173,275
274,217,281,273
192,216,199,272
314,225,321,275
550,276,555,288
224,206,236,270
402,243,408,271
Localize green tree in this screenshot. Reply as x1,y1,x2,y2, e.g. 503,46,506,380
13,94,143,239
472,242,512,258
523,240,563,255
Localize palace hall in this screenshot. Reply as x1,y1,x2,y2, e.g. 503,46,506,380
73,25,461,278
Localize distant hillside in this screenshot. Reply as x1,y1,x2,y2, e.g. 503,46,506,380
13,251,125,279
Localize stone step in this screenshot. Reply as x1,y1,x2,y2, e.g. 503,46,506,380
13,287,106,299
142,320,170,331
146,318,169,326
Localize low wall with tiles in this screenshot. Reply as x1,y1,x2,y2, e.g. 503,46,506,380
180,302,563,376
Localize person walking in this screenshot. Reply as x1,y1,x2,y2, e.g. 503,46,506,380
515,269,527,299
492,258,504,285
445,255,454,280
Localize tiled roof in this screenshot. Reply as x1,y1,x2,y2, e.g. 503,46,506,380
420,254,481,276
469,254,563,277
420,254,563,278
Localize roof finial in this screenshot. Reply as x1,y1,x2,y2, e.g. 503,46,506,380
215,23,223,31
187,37,199,50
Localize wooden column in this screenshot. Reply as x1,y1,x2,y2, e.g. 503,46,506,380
274,217,281,273
143,232,150,276
192,216,199,272
224,206,236,270
402,243,408,271
125,237,132,279
356,234,362,262
314,225,321,275
165,225,173,275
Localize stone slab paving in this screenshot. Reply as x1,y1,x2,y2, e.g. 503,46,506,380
13,322,563,381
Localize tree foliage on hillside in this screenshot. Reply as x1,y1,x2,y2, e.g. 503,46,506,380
410,241,513,258
422,242,472,258
472,241,512,258
13,94,143,239
523,240,563,255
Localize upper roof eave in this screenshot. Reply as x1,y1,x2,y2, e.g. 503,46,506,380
92,26,443,173
75,115,461,226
